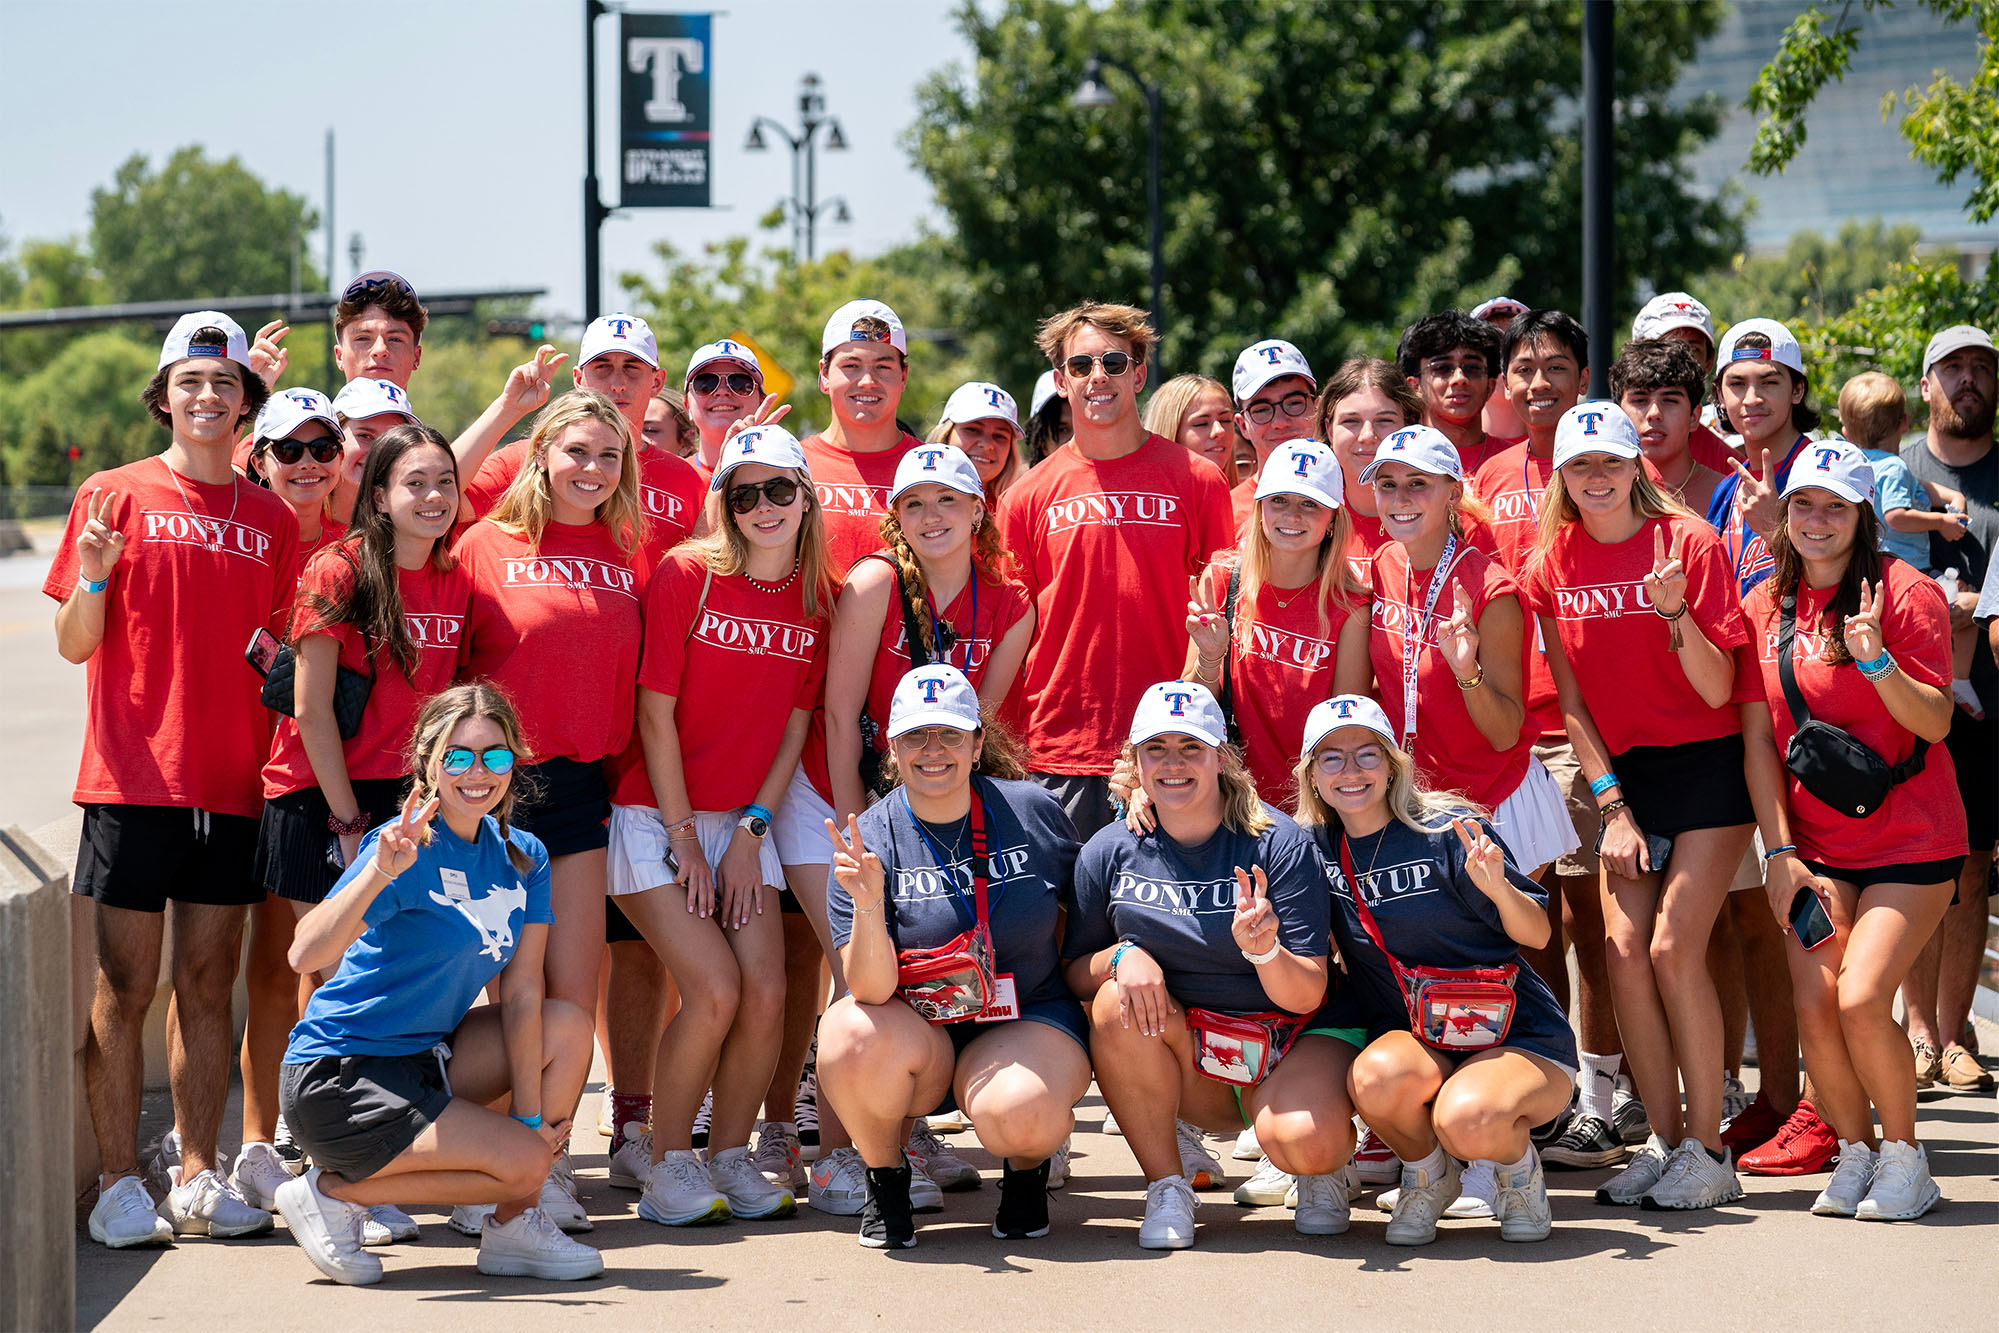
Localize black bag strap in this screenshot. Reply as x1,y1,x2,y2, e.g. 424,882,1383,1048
891,559,932,670
1217,564,1244,748
1780,589,1928,781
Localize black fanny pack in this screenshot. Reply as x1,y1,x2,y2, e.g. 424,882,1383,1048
1778,592,1925,818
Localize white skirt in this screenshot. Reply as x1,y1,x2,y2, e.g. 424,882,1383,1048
1488,756,1582,877
606,803,784,897
772,761,836,867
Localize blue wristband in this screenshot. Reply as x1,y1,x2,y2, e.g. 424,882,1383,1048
77,573,110,594
1589,772,1620,798
1109,940,1139,980
1855,651,1893,677
511,1112,542,1129
744,803,775,825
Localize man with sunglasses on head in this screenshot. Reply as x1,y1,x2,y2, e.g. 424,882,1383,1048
805,299,923,578
1227,340,1317,529
684,339,767,476
997,302,1234,836
1397,311,1507,474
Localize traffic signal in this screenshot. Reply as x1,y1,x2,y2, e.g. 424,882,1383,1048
486,318,549,339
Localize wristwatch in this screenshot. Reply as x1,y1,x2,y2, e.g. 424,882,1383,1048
736,812,769,839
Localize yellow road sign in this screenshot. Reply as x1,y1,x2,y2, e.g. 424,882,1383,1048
726,329,793,404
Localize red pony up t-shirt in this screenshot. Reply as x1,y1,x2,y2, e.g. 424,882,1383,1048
1744,559,1965,865
997,434,1235,773
801,431,920,579
261,543,472,797
465,440,702,567
1472,441,1563,742
455,519,646,763
46,458,301,818
1526,514,1756,756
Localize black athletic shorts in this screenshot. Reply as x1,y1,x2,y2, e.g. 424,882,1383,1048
254,777,409,904
1943,708,1996,853
280,1050,452,1183
511,756,611,857
1800,856,1967,893
74,804,261,911
1612,733,1755,838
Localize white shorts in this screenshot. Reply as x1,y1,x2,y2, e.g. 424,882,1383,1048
607,804,784,897
1489,756,1583,877
1729,829,1768,893
772,762,835,868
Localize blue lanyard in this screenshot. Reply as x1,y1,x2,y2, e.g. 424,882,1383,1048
901,786,999,924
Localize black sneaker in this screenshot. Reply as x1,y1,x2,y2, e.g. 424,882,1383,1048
860,1165,916,1249
1529,1087,1577,1149
1542,1113,1629,1169
992,1159,1051,1239
1611,1087,1650,1146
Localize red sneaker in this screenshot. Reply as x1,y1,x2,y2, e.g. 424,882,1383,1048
1738,1100,1838,1176
1352,1127,1400,1186
1719,1094,1785,1153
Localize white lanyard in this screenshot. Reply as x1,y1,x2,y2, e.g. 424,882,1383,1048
1400,534,1459,748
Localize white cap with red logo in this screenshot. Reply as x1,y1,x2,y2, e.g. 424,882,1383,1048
255,387,340,443
1129,681,1228,749
579,313,659,369
331,377,419,425
887,664,983,739
821,299,907,355
1716,317,1806,377
1356,424,1464,485
1552,400,1642,469
890,442,985,504
1470,296,1529,323
943,381,1019,430
1302,694,1397,756
1254,440,1344,511
709,423,809,491
685,338,764,387
1781,436,1876,507
1232,339,1316,404
1632,292,1716,346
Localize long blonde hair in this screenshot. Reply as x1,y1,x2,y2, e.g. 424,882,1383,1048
1291,736,1484,836
878,498,1007,660
1237,495,1364,639
407,681,537,873
685,466,836,619
1531,455,1696,571
489,391,647,557
1123,739,1275,837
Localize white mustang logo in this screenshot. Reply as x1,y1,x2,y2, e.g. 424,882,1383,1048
430,881,527,962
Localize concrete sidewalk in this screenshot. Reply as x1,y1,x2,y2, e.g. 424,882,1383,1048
77,1065,1996,1332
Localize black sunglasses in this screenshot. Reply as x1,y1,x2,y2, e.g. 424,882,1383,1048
1062,351,1133,378
691,371,759,396
342,269,417,304
726,477,801,514
264,435,343,465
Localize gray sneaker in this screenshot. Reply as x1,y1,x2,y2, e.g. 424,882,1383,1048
477,1207,603,1280
1855,1140,1940,1221
1595,1134,1672,1205
1491,1151,1552,1242
88,1175,172,1250
1812,1141,1878,1217
1291,1172,1349,1236
1232,1155,1294,1206
1640,1137,1743,1210
1384,1154,1462,1246
159,1167,274,1238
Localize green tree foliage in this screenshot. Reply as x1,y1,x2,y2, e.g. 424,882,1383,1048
1747,0,1999,222
1695,220,1924,326
0,332,157,485
90,146,321,302
1807,257,1999,429
908,0,1744,390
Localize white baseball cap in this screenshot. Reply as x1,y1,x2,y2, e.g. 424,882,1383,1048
1232,339,1316,404
1552,400,1643,469
709,423,810,491
1632,292,1716,347
1128,680,1229,749
1716,317,1806,377
685,337,764,387
1030,369,1059,419
1301,694,1397,757
255,387,340,443
1356,424,1464,486
886,664,983,739
1781,435,1876,507
331,377,419,424
157,310,252,373
1254,440,1344,510
1470,296,1528,322
890,442,984,505
943,381,1019,431
821,299,907,356
1923,324,1997,378
579,313,659,369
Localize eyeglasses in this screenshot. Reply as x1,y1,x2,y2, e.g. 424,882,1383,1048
342,270,417,304
264,436,343,465
691,371,760,396
1062,351,1133,378
726,477,801,514
441,746,516,777
894,726,971,749
1423,358,1489,381
1313,746,1386,774
1244,392,1314,425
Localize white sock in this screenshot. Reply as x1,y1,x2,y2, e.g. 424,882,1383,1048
1494,1145,1536,1178
1579,1051,1621,1121
1409,1145,1448,1179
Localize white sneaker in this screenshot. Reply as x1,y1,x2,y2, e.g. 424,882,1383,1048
231,1142,291,1211
1640,1137,1744,1210
1296,1162,1364,1207
1177,1119,1225,1189
1292,1172,1349,1236
1048,1135,1072,1189
449,1204,497,1236
1101,1108,1122,1136
1856,1140,1940,1221
907,1155,945,1212
1595,1134,1673,1205
88,1175,172,1249
596,1084,615,1138
1813,1141,1878,1217
477,1207,603,1280
751,1120,806,1192
708,1146,798,1219
609,1124,654,1190
1384,1154,1462,1246
808,1145,868,1216
539,1154,593,1233
1232,1125,1262,1160
1138,1174,1199,1250
638,1148,732,1226
273,1167,381,1286
1491,1152,1552,1242
1232,1155,1294,1206
1721,1072,1751,1125
925,1107,972,1133
364,1203,420,1244
908,1120,981,1190
159,1167,274,1238
1448,1160,1496,1220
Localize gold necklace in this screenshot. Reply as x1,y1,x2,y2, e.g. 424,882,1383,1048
159,457,240,552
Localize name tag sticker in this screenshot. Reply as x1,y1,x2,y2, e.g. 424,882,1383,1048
439,868,471,901
975,973,1019,1023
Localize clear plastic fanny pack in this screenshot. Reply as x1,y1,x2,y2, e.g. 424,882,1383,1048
1186,1008,1306,1086
895,793,1000,1025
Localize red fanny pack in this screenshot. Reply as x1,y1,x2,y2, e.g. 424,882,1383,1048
1186,1008,1306,1087
1339,836,1517,1052
896,795,998,1025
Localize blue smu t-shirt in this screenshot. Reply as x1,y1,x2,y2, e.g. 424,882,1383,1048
1063,806,1330,1016
829,777,1080,1011
1307,817,1576,1071
286,816,554,1061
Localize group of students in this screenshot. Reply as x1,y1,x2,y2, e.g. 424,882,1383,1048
51,267,1997,1283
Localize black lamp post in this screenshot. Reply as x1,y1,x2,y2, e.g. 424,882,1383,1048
747,73,851,263
1072,55,1163,382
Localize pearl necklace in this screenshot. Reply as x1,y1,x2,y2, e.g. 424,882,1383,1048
746,559,801,594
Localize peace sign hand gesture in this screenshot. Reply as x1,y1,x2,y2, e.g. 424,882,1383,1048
372,787,440,880
826,815,885,913
75,489,128,584
1230,865,1278,958
722,393,794,448
1186,573,1230,666
1842,577,1886,667
1729,448,1782,540
1644,524,1689,618
1450,817,1510,900
250,320,291,390
500,345,569,417
1438,582,1481,679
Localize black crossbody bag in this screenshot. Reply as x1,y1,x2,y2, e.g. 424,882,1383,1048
253,549,377,740
857,557,937,797
1777,591,1926,818
1214,565,1246,748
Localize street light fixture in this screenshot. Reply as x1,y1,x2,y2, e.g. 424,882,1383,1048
1072,54,1163,381
747,72,851,262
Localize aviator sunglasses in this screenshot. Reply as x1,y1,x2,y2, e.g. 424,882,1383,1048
1062,351,1133,378
441,746,517,777
691,371,760,396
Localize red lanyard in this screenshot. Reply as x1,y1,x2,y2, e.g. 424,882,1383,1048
1399,535,1459,748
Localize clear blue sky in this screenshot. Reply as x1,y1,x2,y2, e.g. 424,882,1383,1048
0,0,971,318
